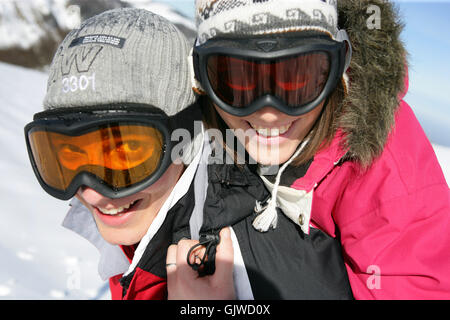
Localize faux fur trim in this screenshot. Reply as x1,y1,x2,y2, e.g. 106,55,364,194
337,0,407,168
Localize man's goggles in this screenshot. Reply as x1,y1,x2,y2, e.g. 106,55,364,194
25,105,189,200
193,32,348,117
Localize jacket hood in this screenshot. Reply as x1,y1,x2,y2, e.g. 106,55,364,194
337,0,407,167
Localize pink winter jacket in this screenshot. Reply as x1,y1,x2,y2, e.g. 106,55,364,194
291,76,450,299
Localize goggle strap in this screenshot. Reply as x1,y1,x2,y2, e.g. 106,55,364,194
189,47,206,95
335,29,352,73
191,48,206,95
169,103,202,137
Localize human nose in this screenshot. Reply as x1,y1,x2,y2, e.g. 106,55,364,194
250,106,285,123
77,186,110,207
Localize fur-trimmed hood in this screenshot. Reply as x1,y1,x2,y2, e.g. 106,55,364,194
337,0,407,167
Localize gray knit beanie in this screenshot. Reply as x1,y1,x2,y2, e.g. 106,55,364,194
44,8,195,116
195,0,340,45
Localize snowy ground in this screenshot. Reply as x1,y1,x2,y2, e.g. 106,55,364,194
0,61,448,300
433,144,450,185
0,62,109,299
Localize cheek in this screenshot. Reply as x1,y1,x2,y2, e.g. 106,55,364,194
214,106,244,131
139,163,184,196
289,102,325,138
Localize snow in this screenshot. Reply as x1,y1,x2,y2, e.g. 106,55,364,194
0,0,81,49
433,143,450,185
0,62,109,299
0,0,193,52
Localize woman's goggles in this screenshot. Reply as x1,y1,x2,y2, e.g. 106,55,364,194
25,105,186,200
193,32,348,117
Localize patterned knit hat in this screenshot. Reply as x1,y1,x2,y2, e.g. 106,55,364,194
195,0,339,44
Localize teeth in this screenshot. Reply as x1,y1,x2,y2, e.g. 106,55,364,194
251,123,292,137
97,201,135,215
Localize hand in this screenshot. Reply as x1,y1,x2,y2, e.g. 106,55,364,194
166,228,235,300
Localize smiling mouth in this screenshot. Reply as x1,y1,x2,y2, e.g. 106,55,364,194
95,199,141,216
248,122,293,137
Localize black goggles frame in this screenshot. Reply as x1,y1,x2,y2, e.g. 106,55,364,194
193,33,347,117
25,104,197,200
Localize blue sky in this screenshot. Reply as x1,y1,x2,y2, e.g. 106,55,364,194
395,1,450,146
155,0,450,147
155,0,196,18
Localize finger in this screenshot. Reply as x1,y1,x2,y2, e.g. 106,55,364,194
166,244,178,278
167,244,178,265
176,239,202,278
214,227,234,279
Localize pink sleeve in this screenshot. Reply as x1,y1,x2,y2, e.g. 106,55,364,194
338,182,450,299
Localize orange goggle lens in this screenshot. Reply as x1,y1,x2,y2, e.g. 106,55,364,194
28,124,164,191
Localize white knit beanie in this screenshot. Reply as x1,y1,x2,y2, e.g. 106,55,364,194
195,0,340,44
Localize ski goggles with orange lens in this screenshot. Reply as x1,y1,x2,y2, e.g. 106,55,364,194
193,32,347,117
25,105,195,200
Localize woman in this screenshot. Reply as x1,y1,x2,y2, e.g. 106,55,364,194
168,0,450,299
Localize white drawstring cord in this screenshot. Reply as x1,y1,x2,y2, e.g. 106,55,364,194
252,139,309,232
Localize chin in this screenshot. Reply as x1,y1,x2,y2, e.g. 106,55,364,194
247,144,298,166
96,224,143,246
103,234,141,246
248,150,288,166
